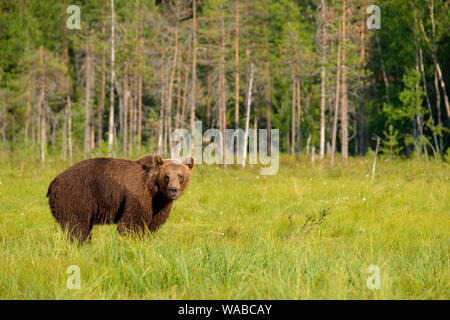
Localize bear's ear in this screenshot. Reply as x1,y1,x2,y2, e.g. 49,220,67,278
139,154,163,172
153,154,164,166
184,156,194,170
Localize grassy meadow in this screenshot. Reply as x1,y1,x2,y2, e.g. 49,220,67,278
0,153,448,299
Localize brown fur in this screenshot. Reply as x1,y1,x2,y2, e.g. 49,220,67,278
46,154,193,243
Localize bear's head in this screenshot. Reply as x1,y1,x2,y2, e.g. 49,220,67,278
151,156,194,200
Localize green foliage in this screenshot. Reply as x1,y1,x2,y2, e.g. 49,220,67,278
382,69,425,126
399,69,425,118
382,102,403,124
381,125,402,158
0,0,449,157
429,120,450,141
444,148,450,164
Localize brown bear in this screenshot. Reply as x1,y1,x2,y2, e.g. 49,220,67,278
46,154,193,243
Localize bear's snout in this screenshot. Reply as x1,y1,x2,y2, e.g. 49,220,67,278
168,187,178,198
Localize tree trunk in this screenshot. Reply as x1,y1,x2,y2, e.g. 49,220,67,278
418,44,439,152
434,69,443,150
108,0,116,156
234,0,240,130
220,7,227,162
84,38,92,158
296,77,301,153
50,114,56,146
137,43,143,152
41,106,46,164
417,114,425,159
136,0,143,153
433,60,450,118
124,62,130,155
176,58,182,129
37,89,41,145
158,49,166,155
242,63,254,167
167,20,179,157
30,101,36,147
1,97,6,152
31,105,35,147
319,0,327,159
340,0,348,160
128,69,134,155
62,100,67,159
90,126,95,150
68,95,72,160
425,0,450,118
330,19,342,167
39,45,46,164
190,0,197,154
206,70,212,127
63,0,70,158
24,86,31,144
98,5,106,145
291,73,296,155
252,115,258,156
264,64,271,128
40,105,46,164
263,11,271,150
375,33,390,104
359,16,367,155
130,76,136,153
163,96,167,154
181,64,189,127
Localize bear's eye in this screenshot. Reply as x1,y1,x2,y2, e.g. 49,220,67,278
179,175,184,183
164,174,169,182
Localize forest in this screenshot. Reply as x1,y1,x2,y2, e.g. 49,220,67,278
0,0,449,163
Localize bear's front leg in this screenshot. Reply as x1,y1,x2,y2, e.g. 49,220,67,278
148,201,173,232
116,200,152,236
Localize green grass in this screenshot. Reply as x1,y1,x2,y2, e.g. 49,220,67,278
0,153,448,299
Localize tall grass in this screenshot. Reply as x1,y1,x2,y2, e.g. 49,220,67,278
0,154,448,299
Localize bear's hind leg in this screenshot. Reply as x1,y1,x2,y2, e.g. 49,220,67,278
63,220,93,244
